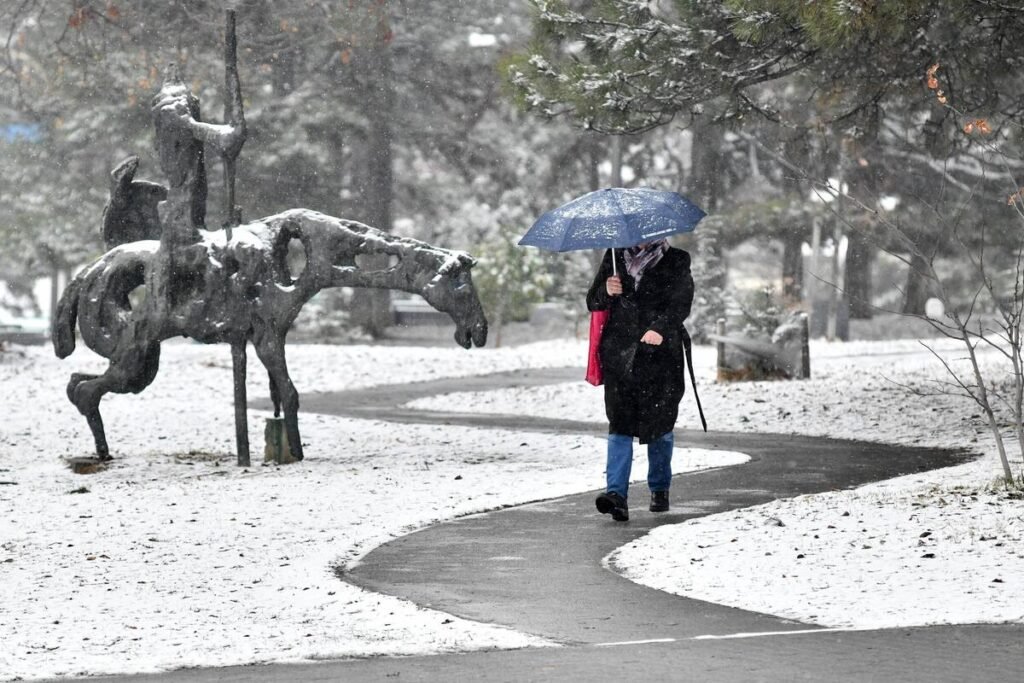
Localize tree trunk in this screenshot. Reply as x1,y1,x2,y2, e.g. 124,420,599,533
903,251,930,315
845,231,874,318
587,134,602,192
689,120,723,213
350,3,395,338
689,120,726,290
781,231,804,304
48,262,61,335
610,134,623,186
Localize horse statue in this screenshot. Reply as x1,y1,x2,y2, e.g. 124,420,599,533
53,208,488,462
51,13,488,464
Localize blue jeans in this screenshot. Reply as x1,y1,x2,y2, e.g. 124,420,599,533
605,431,674,499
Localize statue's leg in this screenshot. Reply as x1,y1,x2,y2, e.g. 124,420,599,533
66,344,161,460
67,373,110,459
67,372,96,400
253,332,303,461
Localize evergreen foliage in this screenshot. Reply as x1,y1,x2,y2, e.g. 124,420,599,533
507,0,1024,317
728,0,935,49
508,0,1024,134
505,0,813,133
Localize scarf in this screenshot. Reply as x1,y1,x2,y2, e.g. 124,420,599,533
624,240,668,286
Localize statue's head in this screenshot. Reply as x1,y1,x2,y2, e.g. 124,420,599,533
151,63,203,186
422,252,488,349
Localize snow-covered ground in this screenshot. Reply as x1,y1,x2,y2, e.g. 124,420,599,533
0,337,741,681
1,334,1022,680
410,337,1024,629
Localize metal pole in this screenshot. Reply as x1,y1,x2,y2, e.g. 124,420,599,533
232,342,250,467
800,312,811,379
222,9,245,237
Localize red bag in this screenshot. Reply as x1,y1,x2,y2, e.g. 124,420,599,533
585,309,610,386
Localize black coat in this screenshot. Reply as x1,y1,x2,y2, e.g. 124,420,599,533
586,247,694,443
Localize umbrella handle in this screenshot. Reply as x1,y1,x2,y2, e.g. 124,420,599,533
612,248,617,276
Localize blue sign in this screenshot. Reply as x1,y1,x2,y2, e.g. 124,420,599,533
2,123,42,142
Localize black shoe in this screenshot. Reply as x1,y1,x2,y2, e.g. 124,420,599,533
650,490,670,512
596,491,629,521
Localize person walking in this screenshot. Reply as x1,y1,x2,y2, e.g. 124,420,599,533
586,239,694,522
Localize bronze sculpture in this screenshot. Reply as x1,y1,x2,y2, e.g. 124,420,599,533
52,11,487,464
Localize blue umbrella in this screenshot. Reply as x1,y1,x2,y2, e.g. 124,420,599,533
519,188,706,265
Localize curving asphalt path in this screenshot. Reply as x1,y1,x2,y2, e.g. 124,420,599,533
305,369,973,639
61,368,1024,682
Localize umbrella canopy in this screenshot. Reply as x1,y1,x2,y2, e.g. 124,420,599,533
519,187,706,252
